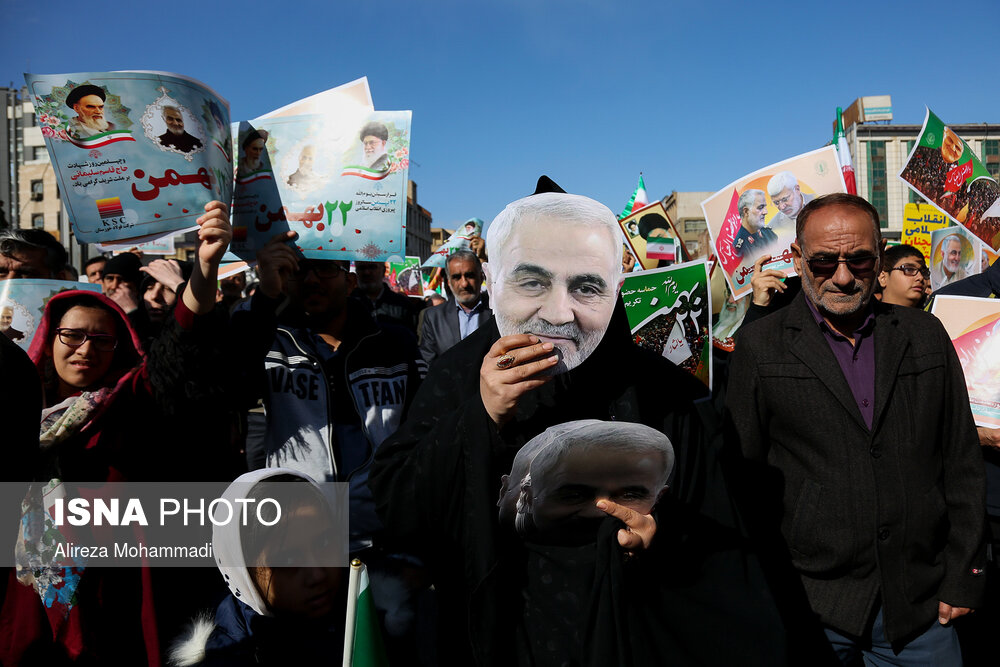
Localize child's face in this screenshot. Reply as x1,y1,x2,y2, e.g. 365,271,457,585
251,504,345,618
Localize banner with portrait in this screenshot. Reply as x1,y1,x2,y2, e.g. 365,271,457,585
901,202,949,262
930,295,1000,428
25,71,233,244
0,280,101,352
229,111,412,263
618,202,687,271
421,219,484,269
701,146,847,300
620,259,712,389
899,108,1000,251
930,225,979,291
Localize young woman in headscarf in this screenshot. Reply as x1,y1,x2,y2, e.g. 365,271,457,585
0,202,234,667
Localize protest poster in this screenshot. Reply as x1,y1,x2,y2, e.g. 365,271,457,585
701,146,846,300
422,218,484,269
901,202,948,262
930,225,978,290
25,71,233,244
97,233,175,256
619,202,688,271
229,111,411,263
0,280,101,351
620,259,711,388
930,295,1000,428
899,108,1000,251
388,256,423,297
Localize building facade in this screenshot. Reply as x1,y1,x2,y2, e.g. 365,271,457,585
405,179,433,261
1,87,86,270
661,190,713,259
429,226,454,254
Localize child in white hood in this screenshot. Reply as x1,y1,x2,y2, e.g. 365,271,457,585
170,468,346,666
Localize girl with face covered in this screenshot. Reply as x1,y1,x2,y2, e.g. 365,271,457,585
1,202,235,666
169,469,349,666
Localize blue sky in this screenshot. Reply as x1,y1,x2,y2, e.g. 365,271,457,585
4,0,999,233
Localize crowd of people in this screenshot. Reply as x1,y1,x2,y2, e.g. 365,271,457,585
0,182,997,667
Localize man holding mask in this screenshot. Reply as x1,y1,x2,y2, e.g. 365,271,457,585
372,179,781,665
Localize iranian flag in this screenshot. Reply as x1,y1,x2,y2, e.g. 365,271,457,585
343,560,389,667
835,107,857,195
619,174,649,219
66,128,135,149
646,236,676,260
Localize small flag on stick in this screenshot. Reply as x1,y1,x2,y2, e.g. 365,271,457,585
835,107,857,195
619,174,649,219
343,559,389,667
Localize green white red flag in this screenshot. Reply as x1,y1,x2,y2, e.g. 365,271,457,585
619,174,649,219
835,107,857,195
343,559,389,667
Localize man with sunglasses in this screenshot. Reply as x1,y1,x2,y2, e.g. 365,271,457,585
727,193,985,664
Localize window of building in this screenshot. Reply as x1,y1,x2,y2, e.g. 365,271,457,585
30,180,43,201
683,219,707,233
31,146,46,161
982,140,1000,180
31,214,44,229
866,141,888,227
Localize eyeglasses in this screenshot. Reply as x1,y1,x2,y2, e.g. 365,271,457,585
772,194,794,207
804,255,879,277
54,328,118,351
890,265,930,279
295,261,346,279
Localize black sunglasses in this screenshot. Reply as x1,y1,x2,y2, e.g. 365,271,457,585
805,255,879,277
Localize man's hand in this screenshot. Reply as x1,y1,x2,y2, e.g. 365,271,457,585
978,427,1000,450
140,259,184,292
469,235,487,261
182,201,233,315
597,499,657,554
105,282,140,314
480,334,557,427
256,231,300,299
195,201,232,270
938,601,972,625
750,254,787,307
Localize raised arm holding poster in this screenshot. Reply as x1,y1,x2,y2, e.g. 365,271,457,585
899,108,1000,251
930,295,1000,429
701,146,846,299
620,259,712,388
25,71,233,244
421,218,483,269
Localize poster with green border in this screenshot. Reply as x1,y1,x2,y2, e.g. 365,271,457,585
621,259,712,388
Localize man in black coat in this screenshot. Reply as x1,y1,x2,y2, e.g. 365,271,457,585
418,249,492,366
726,193,986,662
372,184,787,665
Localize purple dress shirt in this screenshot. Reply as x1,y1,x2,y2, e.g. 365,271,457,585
806,298,877,429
